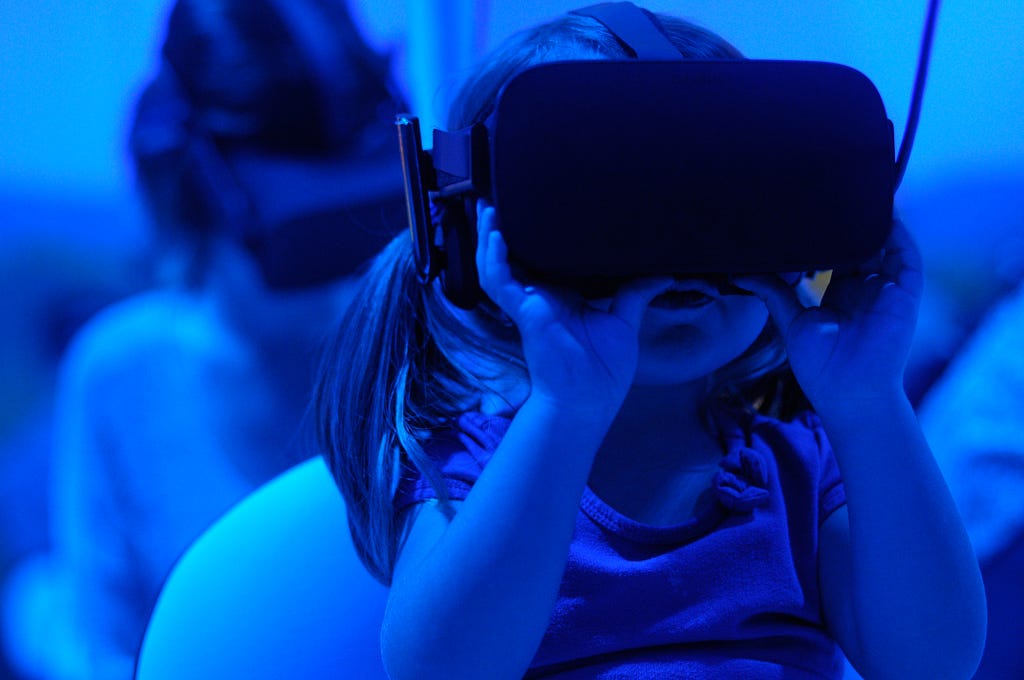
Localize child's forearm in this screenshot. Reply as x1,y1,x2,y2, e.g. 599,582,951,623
816,392,987,678
382,396,612,680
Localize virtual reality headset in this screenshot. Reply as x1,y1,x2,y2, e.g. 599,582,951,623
221,141,407,289
136,0,409,292
397,1,934,308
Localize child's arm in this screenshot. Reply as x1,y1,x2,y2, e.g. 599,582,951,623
384,400,612,680
737,221,987,679
816,393,984,679
381,203,671,680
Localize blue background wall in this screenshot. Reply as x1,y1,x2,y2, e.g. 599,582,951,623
2,1,1022,197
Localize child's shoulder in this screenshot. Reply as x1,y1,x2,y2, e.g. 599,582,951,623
719,405,843,514
723,404,831,462
396,411,512,511
424,411,512,462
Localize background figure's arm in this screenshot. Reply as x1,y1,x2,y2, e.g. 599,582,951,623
50,335,147,680
50,318,254,680
918,282,1024,564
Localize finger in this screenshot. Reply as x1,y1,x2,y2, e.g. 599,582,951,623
479,225,529,312
831,224,891,280
609,276,674,328
731,274,805,332
476,202,509,286
475,199,494,282
881,218,924,295
832,251,884,281
825,241,888,307
475,203,519,306
832,217,916,283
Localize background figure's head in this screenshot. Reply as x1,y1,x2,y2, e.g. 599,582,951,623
318,6,798,587
127,0,404,290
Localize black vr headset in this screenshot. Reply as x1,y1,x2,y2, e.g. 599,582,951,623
397,1,940,308
183,129,407,289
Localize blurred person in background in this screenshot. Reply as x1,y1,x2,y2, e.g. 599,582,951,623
921,290,1024,678
915,183,1024,678
0,200,148,680
1,0,405,677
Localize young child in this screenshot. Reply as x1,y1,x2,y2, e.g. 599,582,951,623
316,6,986,679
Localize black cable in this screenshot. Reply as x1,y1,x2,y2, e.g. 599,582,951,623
894,0,942,190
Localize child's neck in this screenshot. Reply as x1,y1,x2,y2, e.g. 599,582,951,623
588,379,724,526
605,380,715,458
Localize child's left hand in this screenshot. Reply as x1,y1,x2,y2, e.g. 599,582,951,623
734,218,923,414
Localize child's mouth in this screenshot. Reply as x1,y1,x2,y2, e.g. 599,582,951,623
650,290,715,309
649,279,719,309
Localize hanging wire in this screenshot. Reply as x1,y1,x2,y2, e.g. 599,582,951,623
894,0,942,190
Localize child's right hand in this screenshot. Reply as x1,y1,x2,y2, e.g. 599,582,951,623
475,200,671,420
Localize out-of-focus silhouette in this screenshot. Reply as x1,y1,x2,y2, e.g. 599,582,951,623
909,170,1024,679
920,281,1024,679
1,0,405,678
0,195,148,680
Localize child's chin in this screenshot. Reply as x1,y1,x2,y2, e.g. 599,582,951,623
633,358,714,387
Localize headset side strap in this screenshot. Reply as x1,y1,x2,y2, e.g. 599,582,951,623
432,124,491,197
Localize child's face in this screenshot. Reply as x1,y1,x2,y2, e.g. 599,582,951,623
632,278,769,385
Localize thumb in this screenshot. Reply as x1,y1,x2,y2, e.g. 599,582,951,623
731,274,805,332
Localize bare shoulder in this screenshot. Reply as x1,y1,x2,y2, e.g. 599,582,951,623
62,291,233,376
57,291,250,409
137,457,389,679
